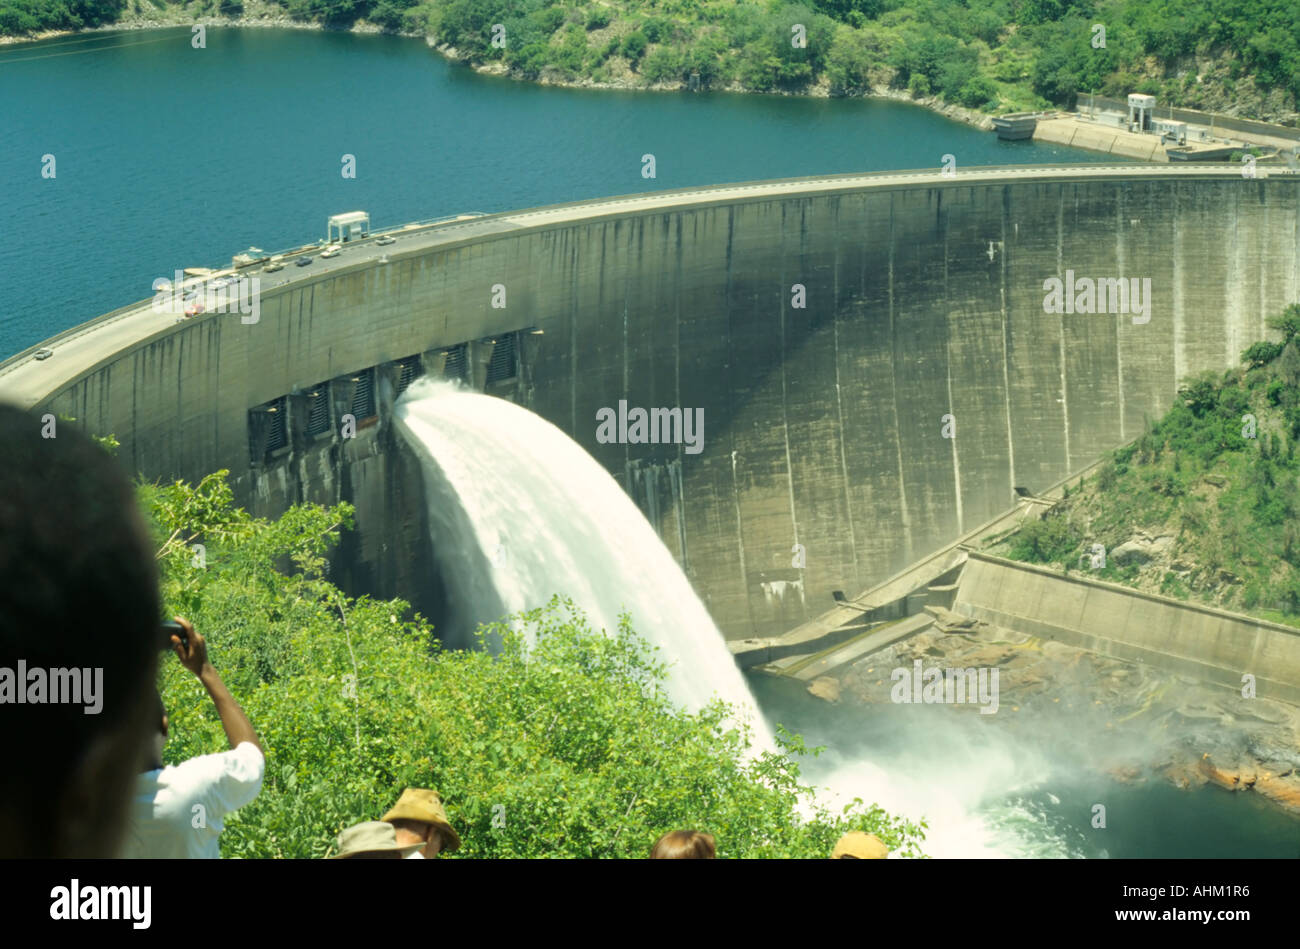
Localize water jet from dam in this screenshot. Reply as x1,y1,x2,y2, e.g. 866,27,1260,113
392,380,1062,856
393,379,775,750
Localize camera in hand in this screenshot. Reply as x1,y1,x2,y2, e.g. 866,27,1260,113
160,620,187,650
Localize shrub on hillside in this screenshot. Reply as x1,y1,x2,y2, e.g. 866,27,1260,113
621,29,647,63
142,471,927,859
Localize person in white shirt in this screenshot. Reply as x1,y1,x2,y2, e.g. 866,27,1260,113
122,618,264,859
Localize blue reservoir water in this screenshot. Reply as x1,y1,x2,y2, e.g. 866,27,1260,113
1,26,1123,357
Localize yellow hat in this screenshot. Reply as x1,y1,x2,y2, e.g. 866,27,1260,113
831,831,889,859
381,788,462,853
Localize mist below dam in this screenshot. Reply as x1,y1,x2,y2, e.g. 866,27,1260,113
393,381,1300,858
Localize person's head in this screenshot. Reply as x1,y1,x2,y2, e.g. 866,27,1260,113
0,404,161,858
331,821,426,859
382,788,461,858
831,831,889,860
389,818,442,856
649,830,716,859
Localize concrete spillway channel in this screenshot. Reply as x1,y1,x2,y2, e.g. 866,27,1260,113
729,458,1103,680
745,453,1300,710
1,165,1298,642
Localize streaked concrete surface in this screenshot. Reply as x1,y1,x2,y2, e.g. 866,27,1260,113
2,164,1297,640
955,553,1300,705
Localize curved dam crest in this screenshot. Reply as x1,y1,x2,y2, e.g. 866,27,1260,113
2,166,1298,641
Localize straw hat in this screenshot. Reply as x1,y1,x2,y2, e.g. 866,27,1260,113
331,821,428,859
831,831,890,859
381,788,462,853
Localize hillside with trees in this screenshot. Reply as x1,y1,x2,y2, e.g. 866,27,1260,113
4,0,1298,126
996,306,1300,626
1,0,125,34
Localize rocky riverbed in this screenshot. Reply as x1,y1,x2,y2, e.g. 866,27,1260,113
807,611,1300,817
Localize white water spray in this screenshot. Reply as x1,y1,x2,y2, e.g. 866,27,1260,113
394,379,774,750
393,380,1072,857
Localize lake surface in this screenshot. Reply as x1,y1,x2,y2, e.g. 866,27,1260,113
1,26,1124,357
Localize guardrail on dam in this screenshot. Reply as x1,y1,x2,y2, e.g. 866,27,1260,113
1,164,1298,641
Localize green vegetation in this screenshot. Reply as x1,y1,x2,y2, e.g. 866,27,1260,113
5,0,1298,123
0,0,123,35
1004,305,1300,623
141,470,927,858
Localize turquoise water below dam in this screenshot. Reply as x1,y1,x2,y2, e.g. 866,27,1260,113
748,673,1300,858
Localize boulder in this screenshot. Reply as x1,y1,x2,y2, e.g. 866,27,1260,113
807,676,841,704
1111,533,1176,566
1198,756,1253,790
1254,774,1300,813
923,605,977,630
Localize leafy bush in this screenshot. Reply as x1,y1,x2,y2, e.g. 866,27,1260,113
956,73,998,108
683,38,724,85
530,4,563,34
641,46,685,83
1179,371,1220,418
1006,511,1081,565
507,39,550,77
641,14,674,43
593,34,620,64
621,29,648,62
368,0,419,29
1274,306,1300,345
429,0,511,52
1244,341,1284,369
551,23,587,77
143,471,926,859
826,23,875,93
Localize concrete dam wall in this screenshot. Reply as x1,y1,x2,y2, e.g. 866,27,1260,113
956,553,1300,705
4,167,1298,641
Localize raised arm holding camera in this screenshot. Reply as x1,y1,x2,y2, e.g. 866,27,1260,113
122,617,264,859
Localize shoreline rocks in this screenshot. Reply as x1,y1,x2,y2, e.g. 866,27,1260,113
2,18,996,134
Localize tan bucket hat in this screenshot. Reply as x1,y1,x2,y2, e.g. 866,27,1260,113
831,831,890,859
331,821,428,859
381,788,462,853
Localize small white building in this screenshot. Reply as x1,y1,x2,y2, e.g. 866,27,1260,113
1127,94,1156,132
328,211,370,244
1153,119,1188,145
